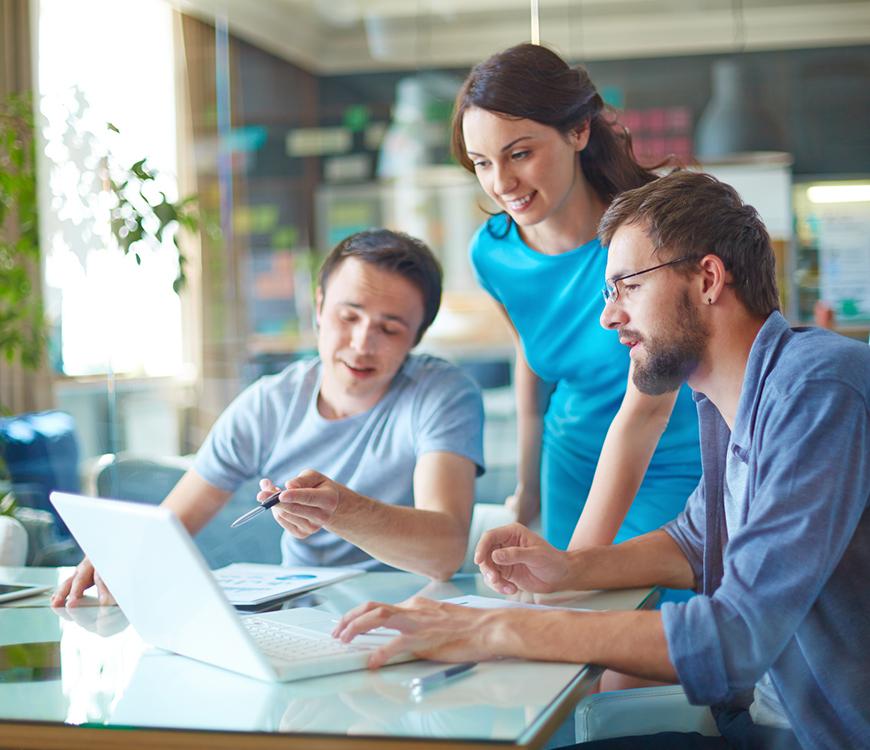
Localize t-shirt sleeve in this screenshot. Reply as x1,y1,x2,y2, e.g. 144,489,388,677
662,479,705,590
413,365,486,477
469,223,503,303
193,381,267,491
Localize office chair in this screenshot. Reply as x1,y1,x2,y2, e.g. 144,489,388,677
575,685,720,742
0,410,81,533
93,454,281,569
0,410,83,565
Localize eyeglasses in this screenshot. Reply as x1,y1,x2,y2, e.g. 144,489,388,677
601,256,692,305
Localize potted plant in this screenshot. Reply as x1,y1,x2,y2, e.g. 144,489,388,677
0,90,40,563
0,91,44,404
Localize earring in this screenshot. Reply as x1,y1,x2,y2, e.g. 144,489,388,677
707,298,713,305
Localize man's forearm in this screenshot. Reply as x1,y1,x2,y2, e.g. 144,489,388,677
489,608,678,683
328,490,468,581
562,530,696,592
162,470,231,535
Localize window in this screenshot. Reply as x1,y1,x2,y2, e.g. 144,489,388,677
37,0,181,377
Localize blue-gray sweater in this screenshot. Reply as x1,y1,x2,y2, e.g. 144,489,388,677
661,311,870,750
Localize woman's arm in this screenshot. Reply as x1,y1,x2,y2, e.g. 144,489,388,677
569,370,677,549
510,346,545,525
493,303,545,527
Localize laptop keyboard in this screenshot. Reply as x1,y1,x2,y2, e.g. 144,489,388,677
243,617,365,661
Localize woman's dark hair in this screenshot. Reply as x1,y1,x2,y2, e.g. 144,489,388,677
451,43,662,212
318,229,443,344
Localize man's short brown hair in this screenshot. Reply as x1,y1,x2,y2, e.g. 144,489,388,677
598,170,780,318
318,229,443,344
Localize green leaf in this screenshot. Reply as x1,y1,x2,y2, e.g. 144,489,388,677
119,222,144,254
176,214,198,232
153,195,177,224
130,158,154,182
110,217,126,241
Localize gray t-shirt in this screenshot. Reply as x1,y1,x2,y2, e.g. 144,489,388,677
724,440,792,731
194,354,485,569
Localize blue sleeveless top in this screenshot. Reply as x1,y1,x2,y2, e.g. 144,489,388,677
471,214,701,548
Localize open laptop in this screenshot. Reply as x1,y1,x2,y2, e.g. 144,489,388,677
50,492,412,683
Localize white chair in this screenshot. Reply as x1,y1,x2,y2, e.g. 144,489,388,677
574,685,719,743
460,502,515,573
0,515,28,566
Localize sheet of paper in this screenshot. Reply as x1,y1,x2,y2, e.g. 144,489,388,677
818,213,870,319
212,563,363,606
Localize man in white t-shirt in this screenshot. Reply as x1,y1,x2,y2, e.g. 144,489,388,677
54,230,485,605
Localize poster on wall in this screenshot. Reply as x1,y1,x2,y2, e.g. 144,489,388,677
818,213,870,321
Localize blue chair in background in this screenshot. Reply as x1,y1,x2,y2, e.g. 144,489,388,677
94,455,282,569
0,410,83,564
0,410,81,536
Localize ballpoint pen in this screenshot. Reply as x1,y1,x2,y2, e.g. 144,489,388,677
408,662,477,695
230,489,282,528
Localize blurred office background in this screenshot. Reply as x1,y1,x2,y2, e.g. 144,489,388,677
1,0,869,559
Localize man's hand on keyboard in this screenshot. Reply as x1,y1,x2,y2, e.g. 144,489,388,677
245,617,357,660
332,596,499,669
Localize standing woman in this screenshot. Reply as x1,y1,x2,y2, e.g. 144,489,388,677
454,43,701,551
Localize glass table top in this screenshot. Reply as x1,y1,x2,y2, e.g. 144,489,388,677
0,566,654,747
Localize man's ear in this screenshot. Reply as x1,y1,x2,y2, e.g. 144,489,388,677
697,254,728,305
314,287,323,327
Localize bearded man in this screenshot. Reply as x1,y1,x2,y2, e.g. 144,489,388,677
335,171,870,750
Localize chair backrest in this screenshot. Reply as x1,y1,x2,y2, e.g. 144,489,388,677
0,515,28,566
460,502,515,574
95,456,190,505
93,455,282,569
0,410,81,535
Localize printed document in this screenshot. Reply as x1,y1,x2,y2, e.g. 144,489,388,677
213,563,363,606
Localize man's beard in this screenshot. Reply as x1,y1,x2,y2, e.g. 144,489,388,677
630,292,708,396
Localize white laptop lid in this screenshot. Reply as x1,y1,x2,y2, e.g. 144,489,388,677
50,492,277,681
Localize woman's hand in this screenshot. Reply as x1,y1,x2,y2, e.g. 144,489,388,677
504,483,540,526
